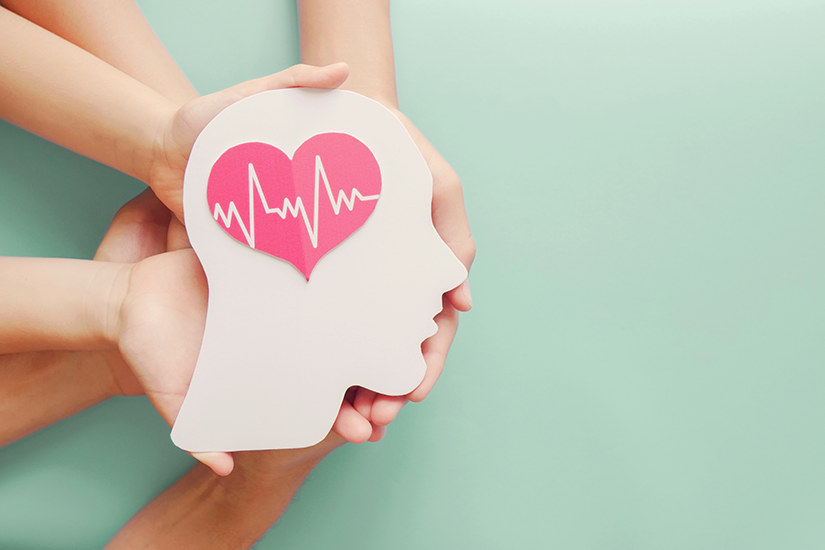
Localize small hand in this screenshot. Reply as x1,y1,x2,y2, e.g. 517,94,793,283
114,249,382,475
94,86,379,474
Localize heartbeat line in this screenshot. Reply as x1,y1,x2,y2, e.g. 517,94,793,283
212,155,380,249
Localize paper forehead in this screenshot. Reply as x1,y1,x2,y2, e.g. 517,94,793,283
184,88,429,224
184,89,438,275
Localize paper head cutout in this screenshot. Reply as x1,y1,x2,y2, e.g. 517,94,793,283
207,134,381,279
172,89,467,452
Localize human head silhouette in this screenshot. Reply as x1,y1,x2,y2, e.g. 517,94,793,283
171,89,466,452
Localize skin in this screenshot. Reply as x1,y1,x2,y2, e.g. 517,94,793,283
0,0,200,105
0,0,475,442
104,440,345,550
0,4,368,472
297,0,476,424
0,0,475,546
0,190,358,550
0,60,357,472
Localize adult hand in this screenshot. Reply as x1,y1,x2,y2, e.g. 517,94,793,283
105,431,346,549
350,110,476,429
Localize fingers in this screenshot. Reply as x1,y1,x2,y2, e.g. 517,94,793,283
94,188,171,262
353,387,377,419
343,388,405,442
194,398,366,476
276,62,350,91
191,451,234,476
392,112,475,311
407,299,459,403
153,63,352,223
447,279,473,313
368,424,387,442
331,398,372,444
226,63,350,99
430,160,476,312
166,216,191,251
370,395,408,426
190,395,377,475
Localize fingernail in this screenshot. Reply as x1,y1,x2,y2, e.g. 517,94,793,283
191,451,234,476
462,280,473,309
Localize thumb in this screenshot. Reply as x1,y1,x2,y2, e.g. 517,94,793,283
191,451,235,476
230,62,350,96
163,63,351,223
206,63,350,116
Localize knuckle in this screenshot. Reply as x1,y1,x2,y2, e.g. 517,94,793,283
465,237,477,263
438,166,463,192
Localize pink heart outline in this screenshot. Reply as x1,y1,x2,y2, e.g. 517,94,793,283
207,133,382,279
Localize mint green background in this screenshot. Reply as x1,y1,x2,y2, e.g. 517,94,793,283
1,1,824,548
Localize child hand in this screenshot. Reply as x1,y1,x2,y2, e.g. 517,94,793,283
146,63,350,222
94,185,375,475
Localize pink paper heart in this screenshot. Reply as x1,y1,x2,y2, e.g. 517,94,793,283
207,133,382,279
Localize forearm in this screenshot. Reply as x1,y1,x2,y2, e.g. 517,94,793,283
0,7,176,183
297,0,397,107
0,350,117,447
106,452,328,550
0,257,128,354
1,0,199,105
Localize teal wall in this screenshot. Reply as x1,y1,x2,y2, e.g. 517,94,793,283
1,1,824,548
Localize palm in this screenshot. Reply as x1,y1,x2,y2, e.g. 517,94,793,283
93,188,172,397
95,191,376,453
117,248,380,458
117,249,208,427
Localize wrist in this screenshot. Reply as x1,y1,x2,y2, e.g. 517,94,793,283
297,0,398,109
144,103,190,220
341,82,398,110
0,258,131,354
99,262,134,350
140,101,179,186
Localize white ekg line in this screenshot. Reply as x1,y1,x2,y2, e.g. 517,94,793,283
212,155,379,249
